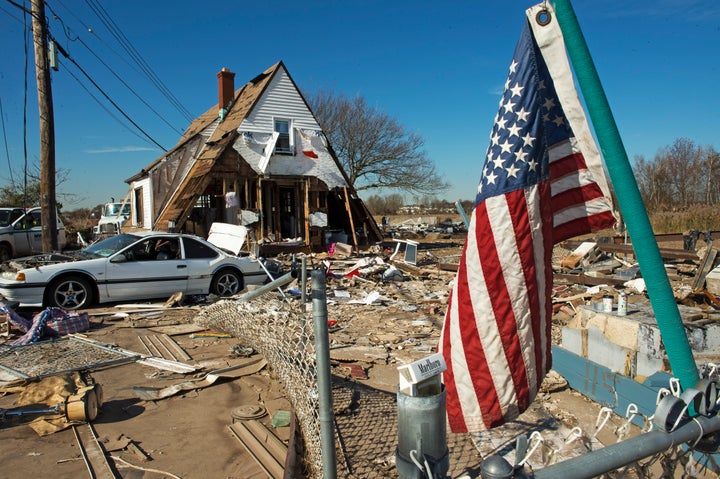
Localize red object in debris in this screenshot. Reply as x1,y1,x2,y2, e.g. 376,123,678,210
342,363,367,380
328,319,337,327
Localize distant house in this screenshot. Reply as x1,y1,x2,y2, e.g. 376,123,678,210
124,61,381,253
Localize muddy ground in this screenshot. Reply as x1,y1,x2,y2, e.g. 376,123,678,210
0,234,715,478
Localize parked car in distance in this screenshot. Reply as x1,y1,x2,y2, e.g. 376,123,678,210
0,207,67,262
0,231,268,310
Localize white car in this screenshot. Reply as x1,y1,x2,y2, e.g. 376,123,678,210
0,207,67,261
0,231,269,310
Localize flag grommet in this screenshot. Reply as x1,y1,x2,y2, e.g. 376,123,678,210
535,9,551,26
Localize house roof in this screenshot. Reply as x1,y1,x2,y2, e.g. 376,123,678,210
125,62,281,184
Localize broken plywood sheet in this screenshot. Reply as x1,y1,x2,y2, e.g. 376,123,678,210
560,242,599,270
134,356,267,400
227,419,288,479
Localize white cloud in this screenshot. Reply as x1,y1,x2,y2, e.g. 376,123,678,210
85,146,157,154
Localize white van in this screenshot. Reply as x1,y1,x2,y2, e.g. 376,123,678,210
0,207,67,261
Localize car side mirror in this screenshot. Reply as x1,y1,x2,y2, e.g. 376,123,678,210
111,253,128,263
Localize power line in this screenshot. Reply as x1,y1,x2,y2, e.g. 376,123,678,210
82,0,194,122
0,97,16,186
58,57,155,147
52,40,168,151
45,2,184,136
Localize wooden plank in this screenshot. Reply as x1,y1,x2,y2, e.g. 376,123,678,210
343,186,358,250
551,346,667,427
160,333,192,361
228,420,287,479
693,247,718,291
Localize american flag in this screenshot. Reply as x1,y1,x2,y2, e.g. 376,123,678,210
439,5,615,433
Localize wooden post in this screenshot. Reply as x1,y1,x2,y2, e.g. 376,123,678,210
343,186,358,250
31,0,58,252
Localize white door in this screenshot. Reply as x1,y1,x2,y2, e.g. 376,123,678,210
104,237,187,300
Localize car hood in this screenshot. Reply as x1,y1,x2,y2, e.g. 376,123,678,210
0,251,87,273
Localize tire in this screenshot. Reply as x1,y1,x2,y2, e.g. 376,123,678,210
47,275,94,310
211,268,244,297
0,243,11,263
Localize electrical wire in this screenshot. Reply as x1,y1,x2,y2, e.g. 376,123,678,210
0,97,15,186
46,1,185,136
56,56,144,137
82,0,193,122
50,36,168,150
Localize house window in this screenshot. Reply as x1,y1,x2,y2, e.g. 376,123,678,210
274,119,293,155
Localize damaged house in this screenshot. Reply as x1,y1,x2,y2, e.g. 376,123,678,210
124,61,381,254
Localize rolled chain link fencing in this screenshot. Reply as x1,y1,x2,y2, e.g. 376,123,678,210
197,298,325,478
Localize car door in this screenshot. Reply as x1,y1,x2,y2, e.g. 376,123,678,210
104,236,188,300
11,210,42,256
181,237,222,293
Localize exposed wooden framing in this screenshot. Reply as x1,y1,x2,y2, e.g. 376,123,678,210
257,178,263,239
343,186,358,250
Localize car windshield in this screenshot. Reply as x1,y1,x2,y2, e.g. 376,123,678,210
103,203,131,217
84,233,141,258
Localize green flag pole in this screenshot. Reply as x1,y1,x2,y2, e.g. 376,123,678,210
552,0,699,390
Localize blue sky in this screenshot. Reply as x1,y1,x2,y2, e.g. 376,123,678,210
1,0,718,209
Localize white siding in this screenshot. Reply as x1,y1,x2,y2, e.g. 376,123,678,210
129,178,153,230
239,66,319,133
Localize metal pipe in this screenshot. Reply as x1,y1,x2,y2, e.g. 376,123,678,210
553,0,699,390
257,258,289,302
235,271,296,303
532,414,720,479
301,255,307,303
454,200,470,229
311,269,337,478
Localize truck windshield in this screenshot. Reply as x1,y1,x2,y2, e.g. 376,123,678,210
103,203,131,217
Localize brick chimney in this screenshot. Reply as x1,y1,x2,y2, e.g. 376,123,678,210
217,68,235,110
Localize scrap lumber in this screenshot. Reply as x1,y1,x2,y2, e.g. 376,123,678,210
597,243,699,261
227,420,287,479
72,423,116,479
693,247,719,292
561,242,600,269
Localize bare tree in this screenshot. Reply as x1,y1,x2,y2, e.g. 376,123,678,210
307,90,449,195
658,138,702,206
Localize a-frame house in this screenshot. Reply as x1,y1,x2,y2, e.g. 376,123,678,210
124,61,381,254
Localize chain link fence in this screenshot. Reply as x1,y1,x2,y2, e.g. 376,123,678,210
197,298,325,478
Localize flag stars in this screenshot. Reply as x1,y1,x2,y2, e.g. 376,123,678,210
486,170,498,185
528,158,538,171
506,163,520,178
509,83,524,98
490,131,501,146
503,99,516,114
522,133,535,147
516,107,530,122
496,116,508,130
507,123,521,138
492,155,505,170
514,149,528,162
552,115,566,127
542,97,556,110
509,59,518,74
499,139,513,154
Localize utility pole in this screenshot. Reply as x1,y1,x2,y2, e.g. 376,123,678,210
31,0,58,252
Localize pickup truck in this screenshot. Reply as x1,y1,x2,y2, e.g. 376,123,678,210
0,207,67,262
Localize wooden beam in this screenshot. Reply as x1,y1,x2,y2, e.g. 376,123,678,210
343,186,358,250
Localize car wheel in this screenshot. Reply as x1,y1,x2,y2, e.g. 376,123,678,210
48,276,93,310
211,269,244,297
0,244,11,262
